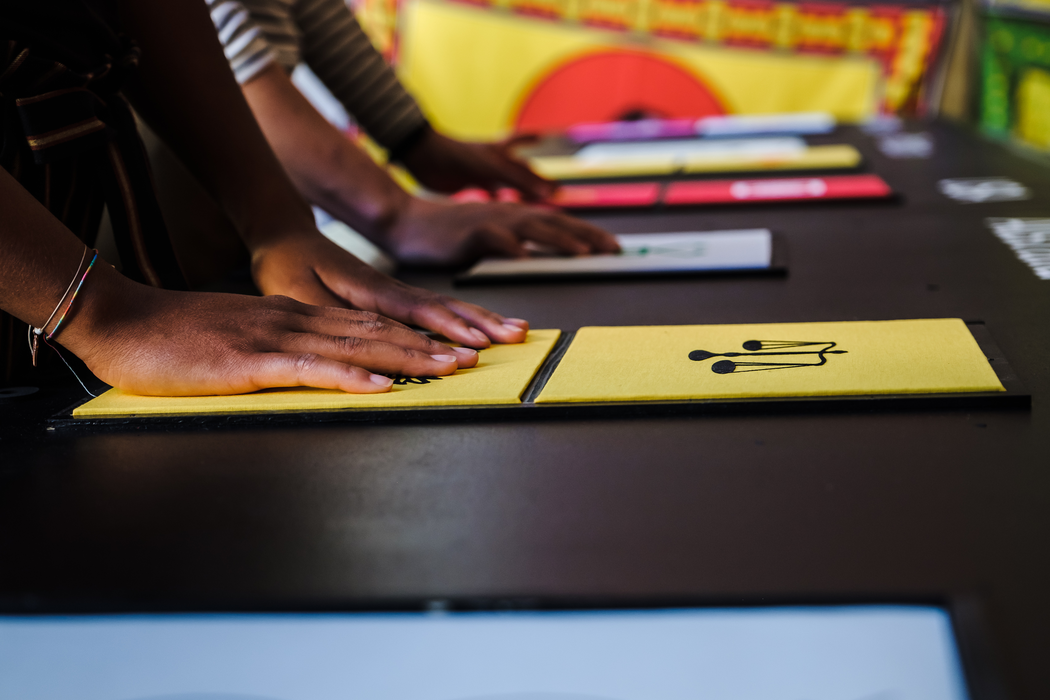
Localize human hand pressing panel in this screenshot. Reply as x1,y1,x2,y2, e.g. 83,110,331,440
400,128,556,201
2,165,513,398
249,229,529,348
0,0,528,399
61,262,486,397
235,64,619,266
383,197,620,265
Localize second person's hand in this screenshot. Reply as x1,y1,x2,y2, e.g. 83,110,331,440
250,230,530,349
400,128,556,201
383,197,621,266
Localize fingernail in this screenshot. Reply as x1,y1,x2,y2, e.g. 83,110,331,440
452,347,478,357
370,374,393,387
470,328,489,344
503,323,526,333
430,354,457,363
504,318,528,328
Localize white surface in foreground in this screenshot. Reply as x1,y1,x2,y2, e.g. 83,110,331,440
0,605,969,700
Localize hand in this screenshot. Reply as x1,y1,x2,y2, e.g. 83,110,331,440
400,128,556,201
383,197,621,265
249,230,529,348
62,264,483,396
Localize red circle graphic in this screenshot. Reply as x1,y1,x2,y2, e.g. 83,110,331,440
515,49,726,132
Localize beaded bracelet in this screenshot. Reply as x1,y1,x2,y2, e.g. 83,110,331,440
27,248,99,367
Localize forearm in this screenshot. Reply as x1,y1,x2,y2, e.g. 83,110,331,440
116,0,314,251
240,63,411,243
0,168,132,356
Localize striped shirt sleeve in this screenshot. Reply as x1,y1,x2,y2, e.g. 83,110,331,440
207,0,428,152
292,0,427,150
206,0,281,84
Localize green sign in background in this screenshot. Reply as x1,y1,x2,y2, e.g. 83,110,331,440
982,14,1050,148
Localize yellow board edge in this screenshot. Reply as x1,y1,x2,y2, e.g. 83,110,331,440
74,329,562,418
536,320,1004,403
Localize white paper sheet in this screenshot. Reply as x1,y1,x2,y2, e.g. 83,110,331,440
575,137,806,163
696,111,836,137
461,229,773,278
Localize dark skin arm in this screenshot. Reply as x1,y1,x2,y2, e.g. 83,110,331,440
401,127,556,202
0,0,552,398
0,167,479,396
238,63,619,265
117,0,526,348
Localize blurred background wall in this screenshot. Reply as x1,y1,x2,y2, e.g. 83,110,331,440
351,0,952,140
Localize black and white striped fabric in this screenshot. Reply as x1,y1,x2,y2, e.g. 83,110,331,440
205,0,427,150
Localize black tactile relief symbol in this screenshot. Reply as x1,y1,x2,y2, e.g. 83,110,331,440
387,376,443,385
688,340,847,374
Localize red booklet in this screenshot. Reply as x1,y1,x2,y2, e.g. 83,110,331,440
548,182,662,208
664,174,892,205
450,174,890,209
451,183,661,208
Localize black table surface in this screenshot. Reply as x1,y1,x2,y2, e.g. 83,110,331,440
2,121,1049,698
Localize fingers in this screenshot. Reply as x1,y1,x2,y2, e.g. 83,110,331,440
251,352,396,394
258,296,481,371
251,303,487,393
407,302,496,349
292,308,480,370
260,238,530,350
381,289,524,349
369,287,530,350
284,333,466,377
442,298,530,345
300,254,493,349
515,217,590,255
491,156,556,201
502,209,619,256
546,212,621,253
474,224,528,259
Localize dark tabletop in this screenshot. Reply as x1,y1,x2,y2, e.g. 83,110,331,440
2,121,1048,699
